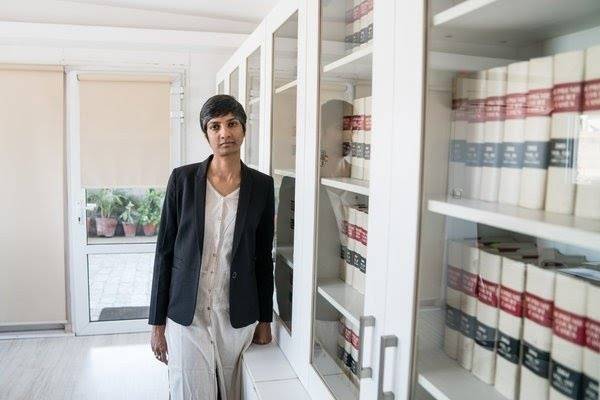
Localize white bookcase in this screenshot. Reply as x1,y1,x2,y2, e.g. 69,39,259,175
217,1,600,399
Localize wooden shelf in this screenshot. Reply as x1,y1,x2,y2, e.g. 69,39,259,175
322,44,372,80
321,177,369,196
277,246,294,269
274,168,296,178
432,0,600,46
274,80,297,94
427,195,600,251
317,278,364,327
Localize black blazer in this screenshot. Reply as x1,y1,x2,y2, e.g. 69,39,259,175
148,154,275,328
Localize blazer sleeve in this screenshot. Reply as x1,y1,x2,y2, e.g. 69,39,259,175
148,168,178,326
255,176,275,323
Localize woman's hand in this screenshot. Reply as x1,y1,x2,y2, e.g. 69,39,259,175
252,322,272,345
151,325,169,365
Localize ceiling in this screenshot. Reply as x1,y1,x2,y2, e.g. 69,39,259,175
0,0,280,34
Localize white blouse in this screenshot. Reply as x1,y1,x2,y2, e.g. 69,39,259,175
197,179,240,314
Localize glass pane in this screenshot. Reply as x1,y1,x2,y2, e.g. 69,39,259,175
88,252,154,322
412,2,600,400
218,80,225,94
85,187,165,244
246,47,261,168
230,67,239,100
271,11,299,332
311,0,374,398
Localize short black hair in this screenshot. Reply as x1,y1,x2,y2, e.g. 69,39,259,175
199,94,247,138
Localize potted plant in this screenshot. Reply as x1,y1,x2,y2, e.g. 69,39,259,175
138,188,164,236
119,201,139,237
89,188,123,237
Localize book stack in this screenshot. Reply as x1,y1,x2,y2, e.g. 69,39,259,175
350,97,373,181
345,0,373,53
336,316,361,382
449,44,600,220
340,204,368,294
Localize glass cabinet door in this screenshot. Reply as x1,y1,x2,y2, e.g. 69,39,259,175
411,2,600,400
229,67,239,100
217,80,224,94
310,0,374,399
245,48,261,169
271,11,299,332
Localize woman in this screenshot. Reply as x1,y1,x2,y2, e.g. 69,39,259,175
148,94,275,400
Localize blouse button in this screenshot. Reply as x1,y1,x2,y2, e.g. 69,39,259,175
232,272,238,279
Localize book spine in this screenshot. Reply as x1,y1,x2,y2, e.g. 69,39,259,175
364,96,372,181
351,97,366,180
519,55,553,210
445,240,463,360
583,283,600,400
459,243,480,370
545,50,584,215
465,71,487,199
449,74,468,197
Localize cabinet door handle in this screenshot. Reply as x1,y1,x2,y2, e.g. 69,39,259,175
377,335,398,400
358,315,375,378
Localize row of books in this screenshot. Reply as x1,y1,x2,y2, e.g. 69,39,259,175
340,204,368,294
342,96,373,182
448,44,600,219
443,237,599,400
336,315,361,384
344,0,373,53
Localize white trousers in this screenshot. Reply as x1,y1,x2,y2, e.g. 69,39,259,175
166,311,257,400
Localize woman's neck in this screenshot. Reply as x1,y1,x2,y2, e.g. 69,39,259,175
208,154,241,182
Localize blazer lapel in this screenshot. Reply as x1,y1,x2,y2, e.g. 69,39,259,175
194,154,212,264
232,161,253,258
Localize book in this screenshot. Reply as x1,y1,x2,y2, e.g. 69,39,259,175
444,240,463,359
480,66,507,202
465,72,487,199
498,61,528,205
545,50,584,214
519,56,553,210
575,44,600,219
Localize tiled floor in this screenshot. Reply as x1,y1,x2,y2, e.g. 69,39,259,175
0,332,168,400
88,253,154,321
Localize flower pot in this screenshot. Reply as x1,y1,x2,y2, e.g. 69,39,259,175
86,216,97,236
143,223,157,236
122,222,137,237
96,217,118,237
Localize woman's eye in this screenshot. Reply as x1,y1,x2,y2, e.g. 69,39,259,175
229,121,239,127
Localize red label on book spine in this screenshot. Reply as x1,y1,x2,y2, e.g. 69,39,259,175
526,88,553,117
485,95,506,121
352,115,365,130
505,93,527,119
447,265,462,291
583,78,600,112
553,307,586,346
586,317,600,353
365,0,373,12
347,223,355,240
524,292,554,328
552,82,583,113
469,99,486,123
499,285,523,317
342,220,348,236
351,331,360,350
462,271,478,297
352,5,361,22
365,115,372,131
478,277,499,307
344,326,352,342
359,0,369,18
343,116,352,131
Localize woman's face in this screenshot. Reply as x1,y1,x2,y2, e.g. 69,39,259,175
205,113,245,157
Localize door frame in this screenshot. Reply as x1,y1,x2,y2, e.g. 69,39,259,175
65,66,185,336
